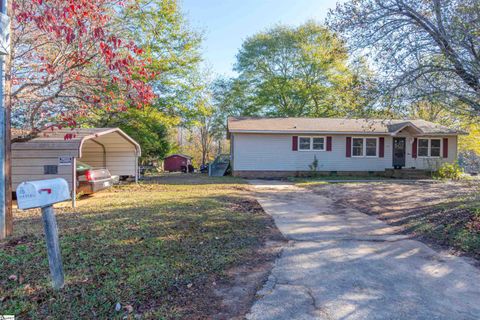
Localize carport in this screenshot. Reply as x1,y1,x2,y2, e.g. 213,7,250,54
12,128,141,206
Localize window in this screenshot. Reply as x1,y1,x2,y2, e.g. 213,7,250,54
418,138,441,157
299,137,311,150
312,137,325,150
352,137,378,157
430,139,441,157
352,138,364,156
418,139,429,157
366,138,377,157
298,136,325,151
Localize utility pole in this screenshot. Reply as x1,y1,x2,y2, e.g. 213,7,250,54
0,0,10,239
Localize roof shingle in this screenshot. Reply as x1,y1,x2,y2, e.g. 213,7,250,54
227,117,462,135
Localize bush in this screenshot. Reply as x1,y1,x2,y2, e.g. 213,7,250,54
458,150,480,174
434,162,464,180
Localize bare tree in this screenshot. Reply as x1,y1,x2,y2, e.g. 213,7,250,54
328,0,480,116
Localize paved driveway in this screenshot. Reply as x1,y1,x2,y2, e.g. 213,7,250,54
247,180,480,320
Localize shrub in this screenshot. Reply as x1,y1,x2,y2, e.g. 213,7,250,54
309,155,319,172
434,162,464,180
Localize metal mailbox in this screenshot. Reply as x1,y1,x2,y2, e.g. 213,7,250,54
16,178,71,210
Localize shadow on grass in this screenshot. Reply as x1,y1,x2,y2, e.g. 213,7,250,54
141,173,245,186
1,191,272,319
303,182,480,262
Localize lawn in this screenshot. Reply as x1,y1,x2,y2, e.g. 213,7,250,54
0,174,280,319
300,180,480,262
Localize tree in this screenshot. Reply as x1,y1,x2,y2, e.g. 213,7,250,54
11,0,155,135
229,22,368,117
119,0,203,121
327,0,480,116
83,0,203,160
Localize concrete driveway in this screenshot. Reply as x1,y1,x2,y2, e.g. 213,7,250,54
247,180,480,320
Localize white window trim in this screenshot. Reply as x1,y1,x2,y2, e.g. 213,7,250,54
351,137,379,158
298,136,326,152
417,138,442,158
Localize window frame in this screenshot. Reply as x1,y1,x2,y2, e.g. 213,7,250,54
417,138,442,158
298,136,326,152
351,137,379,158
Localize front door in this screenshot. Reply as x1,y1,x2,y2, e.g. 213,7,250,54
393,137,406,169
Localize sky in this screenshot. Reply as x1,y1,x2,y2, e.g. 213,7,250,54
181,0,344,77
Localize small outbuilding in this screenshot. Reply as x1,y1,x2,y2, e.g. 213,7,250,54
163,154,192,172
12,128,141,206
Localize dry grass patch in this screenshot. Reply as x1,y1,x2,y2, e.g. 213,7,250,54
0,174,281,319
300,180,480,262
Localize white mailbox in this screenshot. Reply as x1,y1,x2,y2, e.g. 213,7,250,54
16,178,71,210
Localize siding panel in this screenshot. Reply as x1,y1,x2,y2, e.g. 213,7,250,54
233,134,393,171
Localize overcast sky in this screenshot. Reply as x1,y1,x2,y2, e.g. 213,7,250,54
181,0,344,77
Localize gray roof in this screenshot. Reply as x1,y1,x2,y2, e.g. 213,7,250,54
227,117,464,135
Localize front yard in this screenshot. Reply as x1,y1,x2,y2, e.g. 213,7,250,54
0,175,282,319
299,180,480,262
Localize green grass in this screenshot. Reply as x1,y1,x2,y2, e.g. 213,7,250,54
0,175,273,319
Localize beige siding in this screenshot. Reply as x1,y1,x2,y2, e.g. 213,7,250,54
12,129,140,193
79,133,137,176
12,155,73,191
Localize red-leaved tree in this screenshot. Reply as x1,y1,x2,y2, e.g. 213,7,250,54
10,0,156,135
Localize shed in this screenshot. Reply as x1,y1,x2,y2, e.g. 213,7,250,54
12,128,141,206
164,154,192,172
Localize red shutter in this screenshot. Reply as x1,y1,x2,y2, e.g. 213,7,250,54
326,136,332,151
443,138,448,158
346,137,352,157
379,137,385,158
292,136,298,151
412,138,417,158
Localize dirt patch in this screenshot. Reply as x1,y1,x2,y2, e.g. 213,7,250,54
213,196,286,320
302,180,480,263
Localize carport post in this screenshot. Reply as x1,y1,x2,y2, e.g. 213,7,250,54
135,155,138,183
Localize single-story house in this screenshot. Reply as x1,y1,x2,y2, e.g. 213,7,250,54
227,117,465,178
12,127,141,206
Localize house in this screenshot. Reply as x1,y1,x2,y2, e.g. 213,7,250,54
163,154,193,172
12,127,141,206
227,117,465,178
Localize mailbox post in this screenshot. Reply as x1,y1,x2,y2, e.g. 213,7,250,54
16,178,71,289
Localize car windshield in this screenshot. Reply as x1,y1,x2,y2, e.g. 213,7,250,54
76,161,92,171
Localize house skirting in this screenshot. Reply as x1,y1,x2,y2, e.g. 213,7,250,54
233,169,432,179
233,170,386,179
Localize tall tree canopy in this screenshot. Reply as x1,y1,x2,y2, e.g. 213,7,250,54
83,0,203,160
120,0,203,120
327,0,480,116
224,22,368,118
11,0,156,133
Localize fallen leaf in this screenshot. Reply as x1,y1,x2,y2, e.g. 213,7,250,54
8,275,17,281
124,305,133,313
187,283,193,288
115,302,121,312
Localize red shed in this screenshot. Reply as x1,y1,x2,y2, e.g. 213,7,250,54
164,154,192,172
